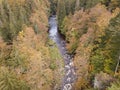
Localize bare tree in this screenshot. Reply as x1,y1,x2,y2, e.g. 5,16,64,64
115,55,120,75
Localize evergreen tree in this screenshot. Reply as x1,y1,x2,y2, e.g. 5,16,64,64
57,0,66,26
108,81,120,90
104,13,120,73
0,68,30,90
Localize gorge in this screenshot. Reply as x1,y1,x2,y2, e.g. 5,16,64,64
49,15,76,90
0,0,120,90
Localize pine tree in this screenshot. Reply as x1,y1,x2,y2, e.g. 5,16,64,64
0,68,30,90
108,81,120,90
57,0,66,26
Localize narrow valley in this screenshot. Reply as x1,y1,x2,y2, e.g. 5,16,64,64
0,0,120,90
49,16,76,90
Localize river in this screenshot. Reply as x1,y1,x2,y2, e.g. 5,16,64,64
49,15,76,90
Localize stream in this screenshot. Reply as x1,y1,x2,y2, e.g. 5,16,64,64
49,15,76,90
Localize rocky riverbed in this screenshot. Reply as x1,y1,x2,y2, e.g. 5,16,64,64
49,15,76,90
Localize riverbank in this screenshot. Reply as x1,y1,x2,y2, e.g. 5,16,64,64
49,15,76,90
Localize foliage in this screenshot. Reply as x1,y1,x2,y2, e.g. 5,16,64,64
0,0,64,90
48,40,62,70
108,81,120,90
90,13,120,75
79,0,120,10
64,0,76,15
79,0,101,9
0,46,28,71
0,68,30,90
57,0,66,26
104,13,120,72
0,0,34,42
49,63,57,70
68,41,79,54
90,50,105,74
60,11,90,54
102,0,120,10
49,0,58,15
50,0,120,89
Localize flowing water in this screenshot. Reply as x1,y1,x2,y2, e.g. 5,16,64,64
49,15,76,90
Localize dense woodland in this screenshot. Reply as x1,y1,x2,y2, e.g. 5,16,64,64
0,0,64,90
0,0,120,90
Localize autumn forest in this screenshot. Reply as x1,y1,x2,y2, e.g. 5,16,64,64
0,0,120,90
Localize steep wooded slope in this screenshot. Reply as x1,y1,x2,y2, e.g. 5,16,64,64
60,2,120,90
0,0,64,90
